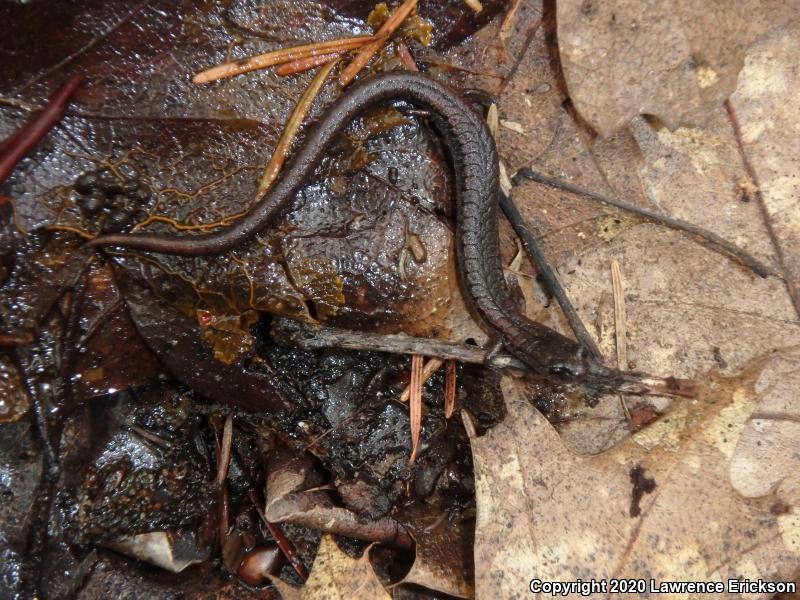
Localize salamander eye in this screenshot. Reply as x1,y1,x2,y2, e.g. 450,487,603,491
548,362,583,380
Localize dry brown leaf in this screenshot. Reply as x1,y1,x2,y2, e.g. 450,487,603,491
271,534,390,600
470,367,800,598
556,0,800,136
728,21,800,316
497,4,800,457
470,11,800,591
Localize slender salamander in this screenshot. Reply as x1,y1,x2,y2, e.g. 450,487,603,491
87,72,641,394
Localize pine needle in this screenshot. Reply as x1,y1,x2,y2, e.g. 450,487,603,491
408,354,423,465
255,58,338,198
339,0,419,87
192,36,371,83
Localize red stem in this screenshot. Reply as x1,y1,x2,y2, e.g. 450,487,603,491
248,489,308,581
0,75,83,184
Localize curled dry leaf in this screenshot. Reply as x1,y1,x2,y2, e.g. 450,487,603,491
396,503,475,598
270,534,390,600
470,369,800,597
556,0,800,137
264,449,413,549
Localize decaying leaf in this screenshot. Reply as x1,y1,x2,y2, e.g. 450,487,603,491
471,368,800,597
271,535,390,600
556,0,800,136
397,502,475,598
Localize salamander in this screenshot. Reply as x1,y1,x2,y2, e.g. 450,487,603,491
87,72,645,394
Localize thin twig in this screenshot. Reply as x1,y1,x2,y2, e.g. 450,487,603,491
192,36,372,83
724,99,798,314
272,317,526,370
498,191,604,361
339,0,419,87
512,168,775,279
271,318,696,398
489,110,601,358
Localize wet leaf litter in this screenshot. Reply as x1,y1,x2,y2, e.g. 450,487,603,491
0,0,798,599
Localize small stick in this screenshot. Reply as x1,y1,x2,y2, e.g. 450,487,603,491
444,360,456,418
248,490,308,581
499,191,604,361
0,75,82,184
399,357,443,402
275,51,342,76
192,36,372,83
272,318,696,398
272,317,526,370
611,260,632,423
339,0,419,87
255,58,338,198
408,355,423,464
513,168,775,279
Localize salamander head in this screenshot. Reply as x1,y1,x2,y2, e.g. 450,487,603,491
544,348,630,401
